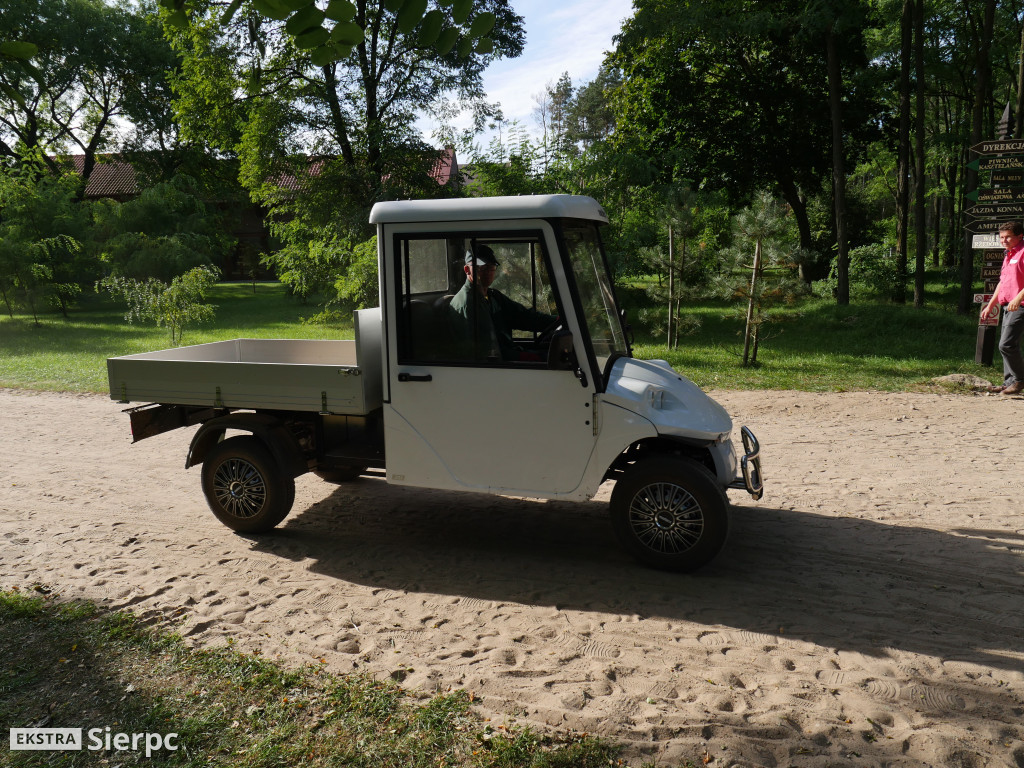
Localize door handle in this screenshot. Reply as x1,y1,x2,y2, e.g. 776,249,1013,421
397,372,433,383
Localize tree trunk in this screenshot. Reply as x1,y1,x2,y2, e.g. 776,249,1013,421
959,0,997,314
826,26,850,305
667,223,674,347
776,177,813,281
743,238,762,367
672,238,687,349
894,0,913,304
913,0,927,307
1,285,13,317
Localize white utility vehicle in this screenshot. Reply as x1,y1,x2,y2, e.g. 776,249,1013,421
108,195,762,571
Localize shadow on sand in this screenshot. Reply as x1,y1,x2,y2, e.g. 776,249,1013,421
246,476,1024,674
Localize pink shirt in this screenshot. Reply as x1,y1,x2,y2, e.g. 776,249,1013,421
998,241,1024,305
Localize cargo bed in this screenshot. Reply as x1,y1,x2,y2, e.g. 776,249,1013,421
106,309,382,415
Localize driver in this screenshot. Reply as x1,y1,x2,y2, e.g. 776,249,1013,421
448,243,557,362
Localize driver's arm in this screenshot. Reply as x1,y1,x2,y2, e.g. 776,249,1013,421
501,294,557,332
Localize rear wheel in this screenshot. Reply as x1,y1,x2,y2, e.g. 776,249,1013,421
610,456,729,572
201,436,295,533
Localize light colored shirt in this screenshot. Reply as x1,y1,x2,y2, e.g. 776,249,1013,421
998,241,1024,305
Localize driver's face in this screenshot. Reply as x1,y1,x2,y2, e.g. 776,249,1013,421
466,263,497,289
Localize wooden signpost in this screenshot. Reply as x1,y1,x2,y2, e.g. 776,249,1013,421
966,128,1019,365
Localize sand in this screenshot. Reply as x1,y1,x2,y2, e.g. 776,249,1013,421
1,387,1022,767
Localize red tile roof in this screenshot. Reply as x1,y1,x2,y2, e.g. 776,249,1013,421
64,155,139,199
60,147,458,199
431,146,459,185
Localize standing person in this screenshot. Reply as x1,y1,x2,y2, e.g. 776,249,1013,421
981,221,1024,394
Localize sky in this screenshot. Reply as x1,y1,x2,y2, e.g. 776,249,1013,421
418,0,635,147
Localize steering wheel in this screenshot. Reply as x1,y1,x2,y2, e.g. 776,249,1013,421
537,318,563,344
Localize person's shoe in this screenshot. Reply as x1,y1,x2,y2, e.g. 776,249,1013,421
1003,381,1024,395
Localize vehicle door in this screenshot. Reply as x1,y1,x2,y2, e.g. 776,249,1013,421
381,221,598,496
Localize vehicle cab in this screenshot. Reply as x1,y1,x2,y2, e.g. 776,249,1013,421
371,194,762,571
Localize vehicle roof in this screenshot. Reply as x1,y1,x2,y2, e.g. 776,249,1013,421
369,194,609,225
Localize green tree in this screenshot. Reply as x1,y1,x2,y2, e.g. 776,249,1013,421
0,0,176,185
99,264,220,345
168,0,523,222
460,120,552,196
716,191,805,367
611,0,881,285
261,224,348,304
565,64,621,151
0,157,93,319
167,0,524,317
637,184,729,347
92,174,234,283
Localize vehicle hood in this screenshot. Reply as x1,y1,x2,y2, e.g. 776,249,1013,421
602,357,733,442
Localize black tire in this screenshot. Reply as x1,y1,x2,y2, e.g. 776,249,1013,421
314,465,368,484
609,456,729,572
201,436,295,533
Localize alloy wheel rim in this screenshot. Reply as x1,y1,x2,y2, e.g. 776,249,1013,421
212,458,266,519
627,482,703,554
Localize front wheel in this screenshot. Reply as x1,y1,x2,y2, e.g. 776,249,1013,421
610,456,729,572
201,436,295,533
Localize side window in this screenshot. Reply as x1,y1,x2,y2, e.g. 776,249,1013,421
396,232,560,366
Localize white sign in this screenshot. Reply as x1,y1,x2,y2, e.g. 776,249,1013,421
10,729,82,751
972,234,1001,249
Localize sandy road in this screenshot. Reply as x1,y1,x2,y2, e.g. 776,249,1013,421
1,387,1023,767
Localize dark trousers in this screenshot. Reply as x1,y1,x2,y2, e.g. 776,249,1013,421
1000,307,1024,385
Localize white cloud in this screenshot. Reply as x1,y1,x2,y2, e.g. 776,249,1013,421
419,0,633,144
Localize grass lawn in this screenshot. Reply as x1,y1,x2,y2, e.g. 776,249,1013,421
0,588,627,768
0,274,1002,394
619,273,1001,391
0,283,353,393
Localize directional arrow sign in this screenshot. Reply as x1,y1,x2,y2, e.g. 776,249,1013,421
973,234,1002,248
965,219,1004,233
965,203,1024,216
971,139,1024,154
993,171,1024,185
966,187,1024,204
968,156,1024,171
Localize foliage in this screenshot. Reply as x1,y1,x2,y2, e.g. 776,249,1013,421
608,0,883,281
460,120,555,196
634,184,730,346
157,0,501,69
334,235,379,309
0,0,175,179
167,0,524,226
714,191,807,366
92,174,233,282
0,157,94,320
822,242,905,300
166,0,525,324
98,264,220,345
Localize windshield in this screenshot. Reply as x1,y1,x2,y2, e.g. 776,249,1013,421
561,221,629,373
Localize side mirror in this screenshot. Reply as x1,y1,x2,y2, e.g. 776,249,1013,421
547,329,576,370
